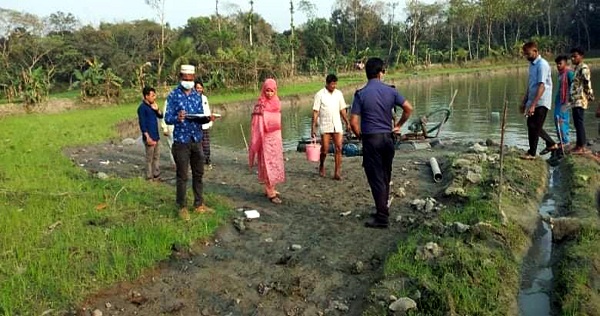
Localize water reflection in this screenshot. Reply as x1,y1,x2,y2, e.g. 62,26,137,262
211,71,599,151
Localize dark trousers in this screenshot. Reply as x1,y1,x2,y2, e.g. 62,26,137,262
362,133,395,222
527,107,555,156
172,142,204,208
202,129,211,164
572,107,586,148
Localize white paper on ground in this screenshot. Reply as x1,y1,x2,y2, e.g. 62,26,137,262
244,210,260,219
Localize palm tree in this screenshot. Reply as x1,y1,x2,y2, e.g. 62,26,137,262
165,37,195,80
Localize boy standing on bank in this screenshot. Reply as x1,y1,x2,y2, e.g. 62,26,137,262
568,47,595,154
554,55,574,150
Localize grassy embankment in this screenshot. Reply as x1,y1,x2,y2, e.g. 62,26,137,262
3,58,598,108
43,61,535,107
554,156,600,315
364,151,549,315
0,104,231,315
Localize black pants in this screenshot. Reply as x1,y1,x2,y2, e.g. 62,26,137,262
362,133,395,222
527,107,555,156
572,107,586,148
172,142,204,208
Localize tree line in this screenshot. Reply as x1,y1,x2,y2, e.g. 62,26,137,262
1,0,599,105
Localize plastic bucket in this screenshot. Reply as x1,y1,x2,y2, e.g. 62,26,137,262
305,139,321,162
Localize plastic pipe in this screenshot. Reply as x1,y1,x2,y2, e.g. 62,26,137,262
429,157,442,183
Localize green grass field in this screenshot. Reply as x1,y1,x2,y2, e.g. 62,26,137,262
0,104,230,314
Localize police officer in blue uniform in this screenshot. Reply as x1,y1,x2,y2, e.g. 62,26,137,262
350,57,413,228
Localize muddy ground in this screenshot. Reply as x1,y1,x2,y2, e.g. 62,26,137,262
65,131,472,316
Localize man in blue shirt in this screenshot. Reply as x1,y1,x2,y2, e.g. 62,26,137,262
137,86,163,181
164,65,216,221
350,57,413,228
520,41,557,160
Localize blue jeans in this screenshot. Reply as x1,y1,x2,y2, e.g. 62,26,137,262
554,104,570,144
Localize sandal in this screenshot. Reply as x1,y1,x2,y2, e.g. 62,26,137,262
268,196,283,204
571,147,591,155
520,154,536,160
540,145,559,155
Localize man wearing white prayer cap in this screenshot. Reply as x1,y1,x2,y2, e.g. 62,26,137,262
164,64,218,220
180,64,195,74
161,64,197,160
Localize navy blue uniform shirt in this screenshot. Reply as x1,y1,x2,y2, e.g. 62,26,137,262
137,101,163,142
351,79,406,134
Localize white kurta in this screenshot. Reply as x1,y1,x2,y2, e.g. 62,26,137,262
201,94,212,130
313,88,347,134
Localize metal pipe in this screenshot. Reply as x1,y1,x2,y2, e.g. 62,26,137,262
429,157,442,183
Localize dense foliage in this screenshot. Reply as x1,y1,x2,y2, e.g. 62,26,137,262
1,0,599,103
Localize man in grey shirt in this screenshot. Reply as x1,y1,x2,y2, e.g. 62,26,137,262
521,41,557,160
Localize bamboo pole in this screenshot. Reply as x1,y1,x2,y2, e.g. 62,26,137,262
498,99,509,225
240,123,249,151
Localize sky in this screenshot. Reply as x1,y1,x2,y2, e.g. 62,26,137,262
1,0,423,32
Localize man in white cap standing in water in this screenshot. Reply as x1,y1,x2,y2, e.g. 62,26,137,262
164,64,217,220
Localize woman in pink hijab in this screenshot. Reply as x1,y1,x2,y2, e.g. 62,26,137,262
249,78,285,204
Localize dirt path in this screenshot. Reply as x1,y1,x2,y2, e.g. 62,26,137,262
68,140,461,316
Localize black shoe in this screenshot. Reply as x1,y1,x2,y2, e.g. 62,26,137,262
364,218,389,229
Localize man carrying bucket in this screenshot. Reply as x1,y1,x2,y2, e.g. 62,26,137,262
350,58,413,229
311,74,350,180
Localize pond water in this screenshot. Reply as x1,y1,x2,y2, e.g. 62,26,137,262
210,70,600,151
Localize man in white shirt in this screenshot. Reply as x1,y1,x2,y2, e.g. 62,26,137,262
160,95,175,166
195,81,213,169
311,74,350,180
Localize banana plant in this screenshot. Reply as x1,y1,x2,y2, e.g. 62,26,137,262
72,58,123,102
21,66,50,107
